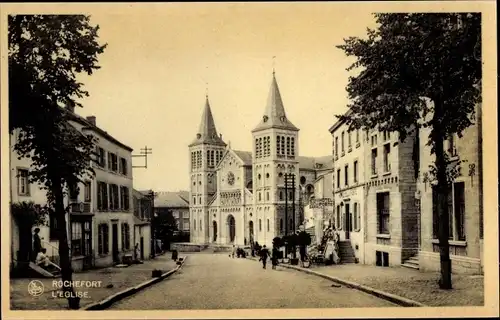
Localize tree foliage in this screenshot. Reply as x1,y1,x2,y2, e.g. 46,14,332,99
11,201,50,227
336,13,481,145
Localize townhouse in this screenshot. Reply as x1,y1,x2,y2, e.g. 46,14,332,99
10,109,136,272
417,101,483,274
329,115,367,263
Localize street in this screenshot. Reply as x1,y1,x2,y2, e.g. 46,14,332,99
110,253,398,309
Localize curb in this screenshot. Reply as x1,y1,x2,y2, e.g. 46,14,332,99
247,257,425,307
84,256,188,310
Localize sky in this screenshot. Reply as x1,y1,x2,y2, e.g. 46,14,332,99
72,3,380,192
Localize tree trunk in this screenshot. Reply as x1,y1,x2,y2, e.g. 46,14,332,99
433,101,453,290
52,177,81,309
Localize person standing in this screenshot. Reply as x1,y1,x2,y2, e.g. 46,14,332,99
259,245,270,269
271,246,279,270
32,228,42,262
231,244,236,258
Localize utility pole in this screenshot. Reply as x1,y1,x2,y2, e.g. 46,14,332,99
292,174,296,234
148,190,157,258
132,146,153,168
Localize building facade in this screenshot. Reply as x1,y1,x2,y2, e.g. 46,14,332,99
363,128,420,267
328,100,483,274
188,73,330,248
10,111,136,272
330,115,367,264
417,101,483,274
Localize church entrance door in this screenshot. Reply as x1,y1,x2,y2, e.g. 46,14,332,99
249,221,254,244
227,215,236,243
213,221,218,242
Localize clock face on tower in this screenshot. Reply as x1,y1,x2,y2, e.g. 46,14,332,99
227,172,235,185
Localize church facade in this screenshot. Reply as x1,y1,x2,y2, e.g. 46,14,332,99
188,73,332,248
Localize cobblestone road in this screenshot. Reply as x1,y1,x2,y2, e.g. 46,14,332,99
110,253,397,309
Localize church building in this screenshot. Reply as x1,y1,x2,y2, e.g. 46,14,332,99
188,73,333,248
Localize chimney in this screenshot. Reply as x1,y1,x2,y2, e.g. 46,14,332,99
86,116,96,126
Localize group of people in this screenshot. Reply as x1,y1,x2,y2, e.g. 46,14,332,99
32,228,54,268
257,245,280,270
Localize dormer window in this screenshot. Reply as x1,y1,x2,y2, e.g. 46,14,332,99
280,116,286,122
263,115,269,122
196,133,201,139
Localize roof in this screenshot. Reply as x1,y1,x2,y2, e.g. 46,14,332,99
329,108,353,133
154,191,190,208
252,73,299,133
298,155,333,171
65,109,134,152
233,150,253,166
132,189,148,199
177,191,189,202
189,96,226,147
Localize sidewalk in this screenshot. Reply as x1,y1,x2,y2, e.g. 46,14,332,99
10,254,178,310
290,263,484,306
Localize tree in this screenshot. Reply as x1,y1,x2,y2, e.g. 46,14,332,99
336,13,481,289
11,202,50,265
154,208,179,251
9,15,106,308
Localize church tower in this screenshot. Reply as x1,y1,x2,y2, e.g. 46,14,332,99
251,72,300,247
189,95,226,244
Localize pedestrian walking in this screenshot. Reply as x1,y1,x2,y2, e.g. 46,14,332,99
231,244,236,258
259,245,270,269
271,246,279,270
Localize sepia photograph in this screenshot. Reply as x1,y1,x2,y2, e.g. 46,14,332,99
1,1,498,319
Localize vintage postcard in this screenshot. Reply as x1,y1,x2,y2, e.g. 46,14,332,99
1,1,498,319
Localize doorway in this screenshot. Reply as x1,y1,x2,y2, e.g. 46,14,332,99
227,215,236,243
345,203,351,240
213,221,218,242
112,223,119,264
249,221,254,244
140,236,145,260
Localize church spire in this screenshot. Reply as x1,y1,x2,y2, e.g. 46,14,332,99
252,72,299,133
189,95,226,147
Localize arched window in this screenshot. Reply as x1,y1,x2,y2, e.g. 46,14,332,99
194,219,196,231
267,219,270,232
193,197,196,205
291,137,295,156
277,136,281,155
258,192,261,201
286,137,291,155
289,219,293,232
266,192,269,201
279,191,284,201
259,219,262,231
280,219,283,232
199,220,202,231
